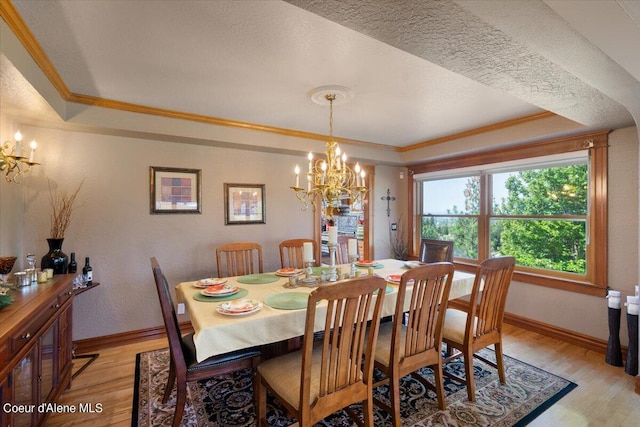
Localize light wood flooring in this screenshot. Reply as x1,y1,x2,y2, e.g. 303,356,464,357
45,324,639,427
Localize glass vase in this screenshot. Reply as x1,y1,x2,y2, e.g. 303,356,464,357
41,238,69,275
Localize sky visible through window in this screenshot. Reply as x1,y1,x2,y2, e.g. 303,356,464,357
422,174,510,214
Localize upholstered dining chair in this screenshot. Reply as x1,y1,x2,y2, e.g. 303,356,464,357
372,262,454,424
441,256,516,402
255,276,387,427
419,238,454,263
150,257,261,427
216,242,263,277
279,238,318,269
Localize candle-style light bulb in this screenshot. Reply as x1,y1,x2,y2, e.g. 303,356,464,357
294,165,300,188
321,161,327,184
355,162,361,186
14,131,23,157
308,152,313,173
360,170,366,188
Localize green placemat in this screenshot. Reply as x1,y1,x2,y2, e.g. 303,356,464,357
311,267,331,275
193,288,249,302
236,274,280,285
356,263,384,269
263,292,309,310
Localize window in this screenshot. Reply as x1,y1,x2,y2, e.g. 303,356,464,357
409,131,608,296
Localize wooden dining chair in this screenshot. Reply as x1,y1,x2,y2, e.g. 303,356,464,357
255,276,387,427
279,238,317,268
419,238,454,263
150,257,261,427
216,242,263,277
372,263,454,424
336,235,352,264
442,256,516,402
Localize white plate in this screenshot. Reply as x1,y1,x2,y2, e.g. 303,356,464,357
194,278,227,288
386,274,403,284
404,261,426,269
216,299,262,316
386,274,414,285
275,268,302,277
200,284,239,296
356,261,376,267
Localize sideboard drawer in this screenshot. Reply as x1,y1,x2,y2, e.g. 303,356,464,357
57,287,74,306
10,308,50,357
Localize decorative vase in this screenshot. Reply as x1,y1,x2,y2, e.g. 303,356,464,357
605,307,624,367
625,313,638,376
41,238,69,275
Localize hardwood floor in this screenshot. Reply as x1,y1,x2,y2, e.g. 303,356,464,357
45,324,639,426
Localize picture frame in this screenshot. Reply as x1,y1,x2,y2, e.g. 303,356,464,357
150,166,202,214
224,183,266,225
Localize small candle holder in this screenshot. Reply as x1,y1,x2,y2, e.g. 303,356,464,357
300,260,318,286
328,243,338,282
349,255,358,278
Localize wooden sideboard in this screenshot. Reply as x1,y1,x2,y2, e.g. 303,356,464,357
0,275,74,427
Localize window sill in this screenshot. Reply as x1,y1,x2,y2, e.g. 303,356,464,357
454,261,606,297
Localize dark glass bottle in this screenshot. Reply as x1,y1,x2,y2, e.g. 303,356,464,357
68,252,77,274
83,257,93,285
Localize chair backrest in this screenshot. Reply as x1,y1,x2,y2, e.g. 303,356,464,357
279,238,317,269
467,256,515,343
216,242,263,277
150,257,187,375
419,238,454,263
336,235,352,264
300,276,386,422
392,262,454,367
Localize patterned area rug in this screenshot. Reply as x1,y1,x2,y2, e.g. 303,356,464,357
132,348,576,426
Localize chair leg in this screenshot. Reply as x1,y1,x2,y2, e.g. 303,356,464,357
390,374,402,427
172,381,187,427
163,358,176,403
464,353,476,402
256,373,267,427
362,389,375,427
433,364,446,410
495,341,506,383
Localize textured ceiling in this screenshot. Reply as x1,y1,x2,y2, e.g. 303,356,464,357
1,0,639,149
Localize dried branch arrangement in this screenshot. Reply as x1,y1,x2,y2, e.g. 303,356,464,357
48,180,83,238
390,215,408,260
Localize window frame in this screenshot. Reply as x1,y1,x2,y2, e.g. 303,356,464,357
407,130,608,296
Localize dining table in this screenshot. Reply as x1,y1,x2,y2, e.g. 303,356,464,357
175,258,475,363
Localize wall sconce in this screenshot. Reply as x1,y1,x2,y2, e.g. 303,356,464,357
0,131,41,183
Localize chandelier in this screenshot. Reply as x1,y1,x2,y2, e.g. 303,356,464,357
1,131,40,183
291,91,367,216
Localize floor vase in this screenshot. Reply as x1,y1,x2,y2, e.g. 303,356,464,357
41,238,69,275
625,313,638,375
605,307,623,367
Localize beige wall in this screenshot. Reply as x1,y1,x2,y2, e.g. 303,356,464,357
372,164,409,260
6,125,317,340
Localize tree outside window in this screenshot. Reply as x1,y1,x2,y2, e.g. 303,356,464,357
420,162,588,276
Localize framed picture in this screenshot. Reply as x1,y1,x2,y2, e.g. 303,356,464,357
224,183,266,225
150,166,201,214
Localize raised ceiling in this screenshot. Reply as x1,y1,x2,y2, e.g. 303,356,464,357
1,0,639,151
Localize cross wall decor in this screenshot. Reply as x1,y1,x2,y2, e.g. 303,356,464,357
381,188,396,217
